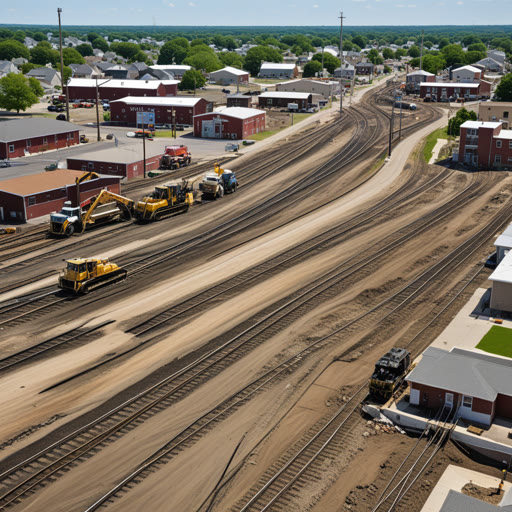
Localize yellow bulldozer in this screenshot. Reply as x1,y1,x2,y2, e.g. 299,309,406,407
49,189,134,237
58,257,127,294
134,180,194,222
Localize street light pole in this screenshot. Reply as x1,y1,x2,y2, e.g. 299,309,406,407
95,78,111,141
388,97,396,157
142,115,146,179
57,8,69,122
339,11,345,115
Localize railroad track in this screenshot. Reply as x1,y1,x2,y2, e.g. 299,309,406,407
0,171,502,510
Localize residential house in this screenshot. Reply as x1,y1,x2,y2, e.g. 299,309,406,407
488,49,506,66
451,65,482,83
72,64,101,79
0,61,19,78
334,63,355,79
210,66,250,85
25,67,61,87
355,62,374,76
477,57,504,73
259,63,298,79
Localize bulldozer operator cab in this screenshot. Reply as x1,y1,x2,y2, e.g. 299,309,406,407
64,259,97,282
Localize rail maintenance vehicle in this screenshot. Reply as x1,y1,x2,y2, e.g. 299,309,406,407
199,163,238,200
369,348,411,401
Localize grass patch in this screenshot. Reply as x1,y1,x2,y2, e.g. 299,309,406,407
422,127,448,163
369,151,387,174
248,130,281,141
476,325,512,358
153,130,173,138
292,113,312,123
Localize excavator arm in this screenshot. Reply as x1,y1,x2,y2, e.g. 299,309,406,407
80,189,135,232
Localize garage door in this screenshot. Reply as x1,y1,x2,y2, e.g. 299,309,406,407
202,120,215,138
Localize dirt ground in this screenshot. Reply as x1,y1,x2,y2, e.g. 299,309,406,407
1,79,509,512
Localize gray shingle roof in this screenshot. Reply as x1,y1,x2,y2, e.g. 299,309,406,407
407,347,512,401
26,67,59,81
0,119,82,143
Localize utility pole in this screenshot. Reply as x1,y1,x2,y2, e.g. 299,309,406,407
339,11,345,115
57,8,69,122
94,78,111,141
142,115,146,179
321,46,324,77
419,29,424,70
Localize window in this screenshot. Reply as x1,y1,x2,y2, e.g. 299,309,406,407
43,137,47,144
66,133,70,141
70,132,74,139
462,395,473,408
8,144,14,153
504,111,509,119
88,162,94,169
495,154,502,164
55,135,58,143
26,140,31,148
497,140,502,148
28,196,36,206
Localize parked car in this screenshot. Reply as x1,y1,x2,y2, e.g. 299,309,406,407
56,114,66,121
225,143,239,152
242,140,255,146
0,160,11,168
47,105,57,112
222,88,231,94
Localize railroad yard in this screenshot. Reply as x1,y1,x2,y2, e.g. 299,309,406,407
0,80,510,512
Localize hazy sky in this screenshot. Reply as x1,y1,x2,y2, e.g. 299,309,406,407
3,0,512,26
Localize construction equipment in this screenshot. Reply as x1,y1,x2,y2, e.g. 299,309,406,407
0,228,16,235
49,190,134,236
134,180,194,222
199,163,238,200
80,135,89,143
58,257,127,294
159,145,191,170
369,348,411,401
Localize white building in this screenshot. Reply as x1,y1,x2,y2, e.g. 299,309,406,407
259,63,298,79
451,65,482,83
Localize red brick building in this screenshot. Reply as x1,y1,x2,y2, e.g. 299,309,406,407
193,107,265,139
67,146,165,180
407,347,512,427
457,120,512,168
419,80,492,101
0,119,81,160
0,169,122,223
258,92,312,109
110,96,211,127
65,78,180,101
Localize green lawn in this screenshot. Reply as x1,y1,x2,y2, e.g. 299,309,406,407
153,130,173,138
248,130,281,141
476,325,512,358
423,127,448,163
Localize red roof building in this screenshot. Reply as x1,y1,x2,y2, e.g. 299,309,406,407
0,169,122,223
65,78,180,101
419,80,492,101
193,107,265,139
110,96,211,127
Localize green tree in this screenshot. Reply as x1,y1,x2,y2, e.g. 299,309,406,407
178,69,206,90
491,37,512,54
439,37,450,49
462,35,481,47
312,52,340,74
92,37,109,53
172,37,190,49
62,47,85,66
447,107,477,136
367,48,383,65
219,52,244,69
465,50,486,65
62,65,72,83
33,32,47,42
21,62,39,74
408,45,421,58
0,73,40,113
28,76,44,97
343,40,354,52
224,36,237,51
495,73,512,101
468,43,487,53
158,40,189,65
87,32,100,43
0,39,30,61
352,35,366,49
382,48,394,60
395,48,407,60
13,30,25,43
110,42,140,60
244,45,283,76
30,42,59,66
421,53,446,74
76,43,93,57
303,60,323,77
184,51,222,72
0,29,15,41
441,44,466,67
132,50,150,64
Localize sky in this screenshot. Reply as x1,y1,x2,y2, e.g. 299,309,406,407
3,0,512,27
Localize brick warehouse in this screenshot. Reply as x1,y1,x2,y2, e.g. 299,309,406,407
65,78,180,101
457,120,512,169
419,80,492,101
0,119,81,159
67,146,165,180
0,169,122,223
110,96,211,127
193,107,265,139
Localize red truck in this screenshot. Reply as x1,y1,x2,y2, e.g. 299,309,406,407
159,145,191,170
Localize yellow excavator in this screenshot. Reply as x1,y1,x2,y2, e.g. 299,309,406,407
134,180,194,222
58,257,127,294
49,189,134,236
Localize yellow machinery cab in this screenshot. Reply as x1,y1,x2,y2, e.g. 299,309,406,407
134,184,193,221
58,257,126,294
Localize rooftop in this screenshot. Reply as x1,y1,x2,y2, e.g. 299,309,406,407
196,107,265,120
406,346,512,401
0,119,82,144
149,65,191,71
260,63,297,70
461,120,502,129
67,145,164,164
452,65,482,74
211,66,248,76
495,222,512,250
490,249,512,284
407,70,435,76
110,96,204,107
420,82,480,89
0,169,121,196
67,78,180,89
277,78,338,86
259,91,311,99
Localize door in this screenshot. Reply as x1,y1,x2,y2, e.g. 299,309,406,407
202,120,214,138
0,207,3,221
445,392,454,407
410,388,420,405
